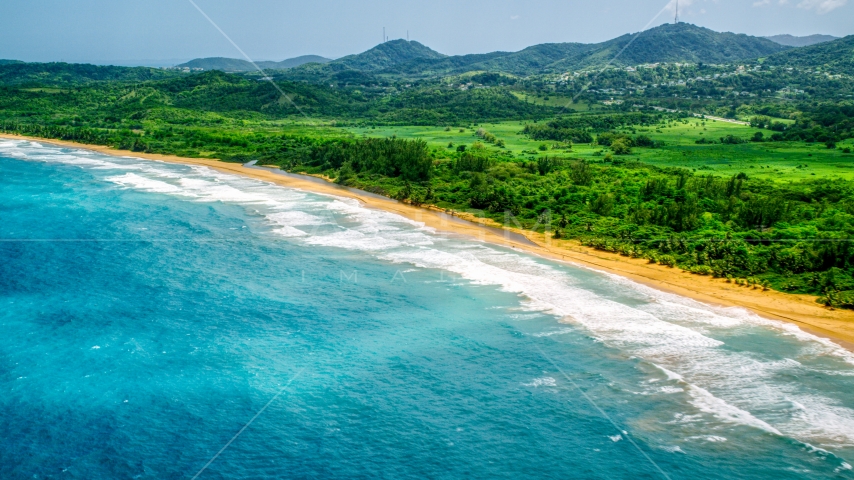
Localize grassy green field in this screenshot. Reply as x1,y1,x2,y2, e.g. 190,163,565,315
346,117,854,181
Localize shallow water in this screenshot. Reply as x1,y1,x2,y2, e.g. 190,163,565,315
1,140,853,479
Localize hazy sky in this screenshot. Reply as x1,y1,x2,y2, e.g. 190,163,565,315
1,0,852,65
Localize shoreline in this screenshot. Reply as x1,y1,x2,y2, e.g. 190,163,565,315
3,132,854,350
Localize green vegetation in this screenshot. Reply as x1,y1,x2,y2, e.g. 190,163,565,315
764,35,854,72
287,24,786,80
177,55,331,72
1,23,853,307
303,123,854,305
0,62,185,86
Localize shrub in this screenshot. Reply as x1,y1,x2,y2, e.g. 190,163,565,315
454,152,492,172
597,132,632,147
819,291,854,309
611,138,632,155
522,119,595,144
690,265,713,275
569,160,592,186
720,135,746,145
476,128,500,145
634,135,655,147
536,156,563,175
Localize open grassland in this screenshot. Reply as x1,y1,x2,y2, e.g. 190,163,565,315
346,117,854,181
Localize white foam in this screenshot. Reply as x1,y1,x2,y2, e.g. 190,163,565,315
685,384,782,435
607,272,854,365
523,377,557,388
271,226,307,238
305,228,403,251
266,211,327,227
687,435,727,443
654,364,685,382
532,327,575,338
784,394,854,447
107,173,181,194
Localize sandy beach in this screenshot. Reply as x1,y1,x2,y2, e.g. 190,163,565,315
3,132,854,349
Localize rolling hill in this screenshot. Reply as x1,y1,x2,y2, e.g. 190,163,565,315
0,62,184,86
1,23,837,90
400,43,596,77
272,55,332,69
285,23,790,81
764,34,839,47
493,23,789,74
555,22,789,69
177,57,254,71
763,35,854,73
177,55,331,72
329,40,446,72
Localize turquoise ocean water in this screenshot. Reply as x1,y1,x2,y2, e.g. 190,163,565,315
1,139,853,479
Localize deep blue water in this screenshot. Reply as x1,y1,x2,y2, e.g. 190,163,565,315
1,140,853,479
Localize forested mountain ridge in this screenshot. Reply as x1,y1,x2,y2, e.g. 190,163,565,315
764,34,839,47
281,23,789,81
0,23,809,89
177,57,253,71
551,23,788,70
0,62,185,86
383,43,595,77
763,35,854,74
330,40,446,72
177,55,332,72
0,69,555,125
272,55,333,69
438,23,788,76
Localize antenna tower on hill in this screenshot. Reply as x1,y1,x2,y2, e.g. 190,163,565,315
675,0,679,23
